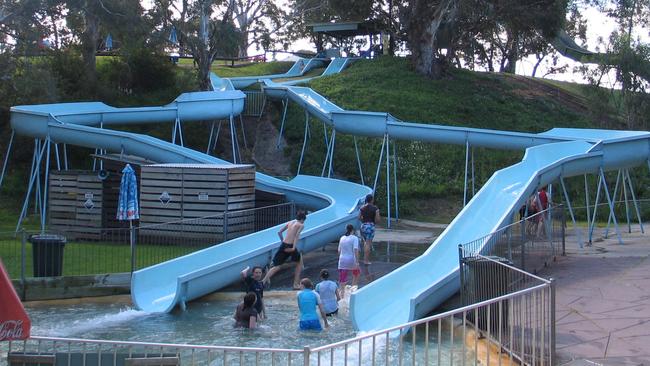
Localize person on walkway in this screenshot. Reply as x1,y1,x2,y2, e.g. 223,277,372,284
315,269,340,316
359,194,380,264
263,211,307,289
234,292,258,329
338,224,360,287
297,278,328,331
536,187,550,238
240,266,265,320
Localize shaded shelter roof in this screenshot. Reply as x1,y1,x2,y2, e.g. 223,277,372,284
307,21,385,38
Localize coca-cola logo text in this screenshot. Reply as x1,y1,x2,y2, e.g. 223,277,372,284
0,320,25,340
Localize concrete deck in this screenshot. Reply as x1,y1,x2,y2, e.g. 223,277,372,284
548,225,650,366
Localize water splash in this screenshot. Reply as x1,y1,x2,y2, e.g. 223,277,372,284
32,308,147,337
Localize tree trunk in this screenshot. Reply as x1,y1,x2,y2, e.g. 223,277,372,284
81,9,99,89
408,0,457,79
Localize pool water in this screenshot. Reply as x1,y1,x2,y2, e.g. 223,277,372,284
25,294,358,349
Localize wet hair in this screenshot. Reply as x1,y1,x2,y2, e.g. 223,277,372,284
243,292,256,308
300,278,313,289
320,269,329,280
345,224,354,236
296,211,307,221
365,194,374,204
251,266,264,274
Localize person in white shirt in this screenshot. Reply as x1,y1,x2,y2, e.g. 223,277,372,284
315,269,340,316
338,224,360,287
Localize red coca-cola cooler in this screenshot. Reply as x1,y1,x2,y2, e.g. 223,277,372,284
0,261,30,341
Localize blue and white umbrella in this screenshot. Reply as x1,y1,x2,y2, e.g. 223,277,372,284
105,33,113,51
117,164,139,221
169,26,178,45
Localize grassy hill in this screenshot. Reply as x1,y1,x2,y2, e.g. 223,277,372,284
229,57,632,221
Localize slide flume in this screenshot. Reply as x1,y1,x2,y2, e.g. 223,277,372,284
10,85,371,313
256,64,650,331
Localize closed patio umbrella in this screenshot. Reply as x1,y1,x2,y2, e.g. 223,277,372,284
117,164,139,272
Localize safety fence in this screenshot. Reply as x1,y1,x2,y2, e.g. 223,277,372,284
243,91,265,117
459,205,565,275
0,202,295,280
457,206,562,365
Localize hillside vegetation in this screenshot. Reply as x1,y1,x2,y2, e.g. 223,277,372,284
246,57,635,221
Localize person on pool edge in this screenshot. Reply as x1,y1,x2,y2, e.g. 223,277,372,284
263,211,307,289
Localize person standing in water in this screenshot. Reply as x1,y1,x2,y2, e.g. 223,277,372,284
338,224,360,287
241,266,265,320
297,278,329,331
263,211,307,289
358,194,380,264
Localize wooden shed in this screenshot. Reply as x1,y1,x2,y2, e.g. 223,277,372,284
48,170,103,240
139,163,256,242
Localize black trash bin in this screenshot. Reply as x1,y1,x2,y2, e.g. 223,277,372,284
29,234,66,277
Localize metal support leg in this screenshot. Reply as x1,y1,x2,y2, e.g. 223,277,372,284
276,99,288,149
354,137,365,186
54,143,61,170
622,170,631,233
604,170,621,238
206,121,216,154
211,121,223,154
471,146,475,197
588,173,602,245
393,140,399,222
16,140,47,232
463,140,469,206
239,115,247,149
321,128,335,177
584,174,591,237
0,129,15,189
373,134,387,194
323,122,329,151
297,113,310,175
625,169,644,233
386,135,391,229
561,177,582,248
327,129,336,178
63,144,68,170
229,115,237,163
600,168,623,244
41,138,51,233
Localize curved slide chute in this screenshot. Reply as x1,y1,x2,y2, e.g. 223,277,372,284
10,87,371,313
256,63,650,331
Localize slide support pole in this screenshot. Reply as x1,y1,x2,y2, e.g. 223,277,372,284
297,112,310,175
206,121,216,154
560,177,582,248
54,143,61,170
276,99,289,149
229,114,237,163
604,170,621,238
0,129,15,189
63,144,68,170
584,174,591,236
622,170,631,233
16,140,47,233
327,130,336,178
386,135,391,229
588,172,601,245
41,137,51,234
239,115,247,148
625,169,644,233
373,134,387,195
354,137,365,186
600,168,622,244
393,140,399,222
463,139,469,206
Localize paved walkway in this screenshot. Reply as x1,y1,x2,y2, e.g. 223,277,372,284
548,226,650,366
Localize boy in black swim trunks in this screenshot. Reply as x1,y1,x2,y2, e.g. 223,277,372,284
263,211,307,289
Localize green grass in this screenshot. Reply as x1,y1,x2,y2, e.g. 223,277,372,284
0,237,203,279
210,61,293,78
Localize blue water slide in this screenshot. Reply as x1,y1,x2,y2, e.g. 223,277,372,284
10,90,371,313
228,58,330,89
254,65,650,332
